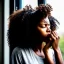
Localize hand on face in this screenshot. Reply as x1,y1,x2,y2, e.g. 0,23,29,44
37,16,60,50
43,31,60,51
50,31,60,50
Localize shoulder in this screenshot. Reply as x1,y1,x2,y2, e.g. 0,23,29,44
11,47,25,64
11,47,22,60
11,47,21,56
11,47,32,58
11,47,33,63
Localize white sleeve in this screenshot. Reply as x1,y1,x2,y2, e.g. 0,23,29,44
11,47,23,64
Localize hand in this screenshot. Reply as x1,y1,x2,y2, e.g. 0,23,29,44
50,31,60,50
43,35,55,64
43,36,52,53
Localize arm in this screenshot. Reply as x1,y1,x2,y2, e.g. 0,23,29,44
51,31,64,64
43,31,64,64
53,47,63,64
43,42,55,64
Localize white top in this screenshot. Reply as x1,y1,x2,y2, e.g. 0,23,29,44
11,47,56,64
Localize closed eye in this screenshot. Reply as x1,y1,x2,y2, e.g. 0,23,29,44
39,24,50,28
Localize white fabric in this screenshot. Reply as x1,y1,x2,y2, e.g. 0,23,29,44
11,47,56,64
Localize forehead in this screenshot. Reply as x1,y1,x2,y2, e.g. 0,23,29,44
40,16,50,24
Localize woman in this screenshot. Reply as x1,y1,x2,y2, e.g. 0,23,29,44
8,4,63,64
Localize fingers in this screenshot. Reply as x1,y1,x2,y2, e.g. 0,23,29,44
51,31,60,40
44,31,60,50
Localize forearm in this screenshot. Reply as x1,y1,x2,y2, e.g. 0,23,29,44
53,47,63,64
44,48,55,64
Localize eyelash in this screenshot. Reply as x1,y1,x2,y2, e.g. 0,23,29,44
39,24,50,28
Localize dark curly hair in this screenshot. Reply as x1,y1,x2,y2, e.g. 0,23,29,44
8,4,59,50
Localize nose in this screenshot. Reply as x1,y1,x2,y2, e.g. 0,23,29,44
46,26,51,32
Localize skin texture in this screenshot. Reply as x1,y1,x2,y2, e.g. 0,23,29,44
34,16,63,64
37,16,51,37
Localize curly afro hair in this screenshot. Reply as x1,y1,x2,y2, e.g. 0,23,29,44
8,4,59,50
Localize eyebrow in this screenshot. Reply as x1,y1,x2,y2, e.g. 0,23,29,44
40,23,50,26
40,21,50,25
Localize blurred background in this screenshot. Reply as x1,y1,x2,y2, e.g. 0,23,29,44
0,0,64,64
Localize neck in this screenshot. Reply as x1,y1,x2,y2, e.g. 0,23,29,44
33,42,45,57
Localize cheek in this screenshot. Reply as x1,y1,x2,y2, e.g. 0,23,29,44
37,27,48,37
40,29,48,37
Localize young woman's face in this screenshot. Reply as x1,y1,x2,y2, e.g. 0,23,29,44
37,16,51,40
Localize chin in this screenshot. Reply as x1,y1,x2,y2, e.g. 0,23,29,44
43,34,49,38
43,35,50,42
